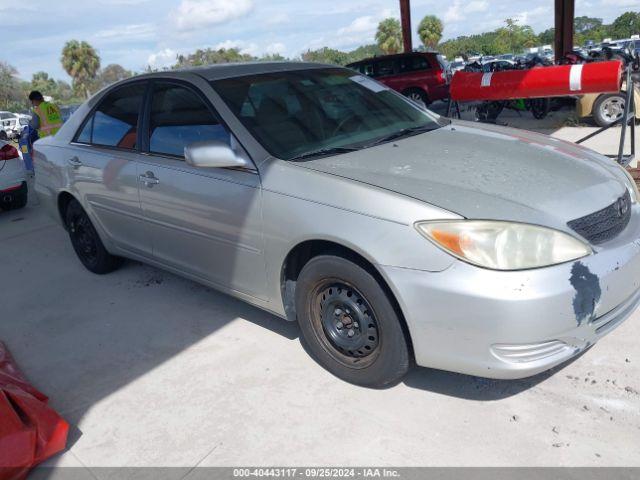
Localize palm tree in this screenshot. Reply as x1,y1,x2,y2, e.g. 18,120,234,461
61,40,101,99
418,15,443,50
375,18,402,55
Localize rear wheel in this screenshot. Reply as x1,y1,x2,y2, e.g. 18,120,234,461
64,199,122,274
0,183,27,210
0,131,7,141
295,255,410,388
403,88,429,107
593,94,625,128
9,190,27,210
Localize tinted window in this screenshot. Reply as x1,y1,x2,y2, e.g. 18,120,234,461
149,83,230,158
374,60,395,77
78,83,145,149
397,55,430,73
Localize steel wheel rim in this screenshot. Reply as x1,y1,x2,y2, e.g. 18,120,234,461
311,280,381,368
69,214,98,265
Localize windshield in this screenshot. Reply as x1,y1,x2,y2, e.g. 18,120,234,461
211,68,446,160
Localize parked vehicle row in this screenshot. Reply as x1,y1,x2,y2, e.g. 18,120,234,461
33,62,640,387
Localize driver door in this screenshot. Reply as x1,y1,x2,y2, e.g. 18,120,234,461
137,80,267,300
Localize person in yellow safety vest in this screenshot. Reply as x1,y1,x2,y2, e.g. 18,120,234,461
28,90,63,139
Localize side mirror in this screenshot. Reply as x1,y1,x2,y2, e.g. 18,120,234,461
184,141,251,169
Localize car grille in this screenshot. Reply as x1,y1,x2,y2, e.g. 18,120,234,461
567,190,631,245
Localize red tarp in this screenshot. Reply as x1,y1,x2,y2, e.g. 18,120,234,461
0,342,69,480
450,60,623,102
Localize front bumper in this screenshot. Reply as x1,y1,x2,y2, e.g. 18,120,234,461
380,208,640,379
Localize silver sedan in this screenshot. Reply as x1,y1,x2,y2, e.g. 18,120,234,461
34,63,640,387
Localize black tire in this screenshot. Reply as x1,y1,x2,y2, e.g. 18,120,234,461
0,183,27,210
593,93,625,128
64,199,122,274
9,191,28,210
528,98,550,120
0,131,7,141
475,101,504,122
403,88,429,106
295,255,410,388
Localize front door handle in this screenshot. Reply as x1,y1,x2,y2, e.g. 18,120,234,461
139,171,160,187
68,156,83,168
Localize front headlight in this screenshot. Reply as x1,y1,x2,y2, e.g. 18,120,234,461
415,220,592,270
618,164,639,204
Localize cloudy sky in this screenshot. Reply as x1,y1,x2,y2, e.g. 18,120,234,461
2,0,637,81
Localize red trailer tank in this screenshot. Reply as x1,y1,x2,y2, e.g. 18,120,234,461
450,60,623,102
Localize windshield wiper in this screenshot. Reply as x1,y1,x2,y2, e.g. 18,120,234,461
288,146,360,162
365,125,438,148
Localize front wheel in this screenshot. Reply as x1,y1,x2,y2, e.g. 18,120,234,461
65,199,122,274
295,255,410,388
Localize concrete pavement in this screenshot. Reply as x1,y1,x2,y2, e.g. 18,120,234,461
1,132,639,478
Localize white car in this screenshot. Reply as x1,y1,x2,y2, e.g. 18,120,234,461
0,111,15,141
0,140,28,210
1,115,30,140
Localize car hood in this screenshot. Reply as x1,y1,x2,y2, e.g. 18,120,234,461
293,121,628,229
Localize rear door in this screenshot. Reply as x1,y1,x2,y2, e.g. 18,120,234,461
137,79,267,299
70,81,151,256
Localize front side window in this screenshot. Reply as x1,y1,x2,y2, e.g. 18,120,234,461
212,68,446,160
148,83,230,158
77,83,145,149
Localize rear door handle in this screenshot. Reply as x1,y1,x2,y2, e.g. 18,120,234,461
139,171,160,187
68,156,83,168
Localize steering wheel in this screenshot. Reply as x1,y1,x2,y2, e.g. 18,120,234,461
331,114,363,137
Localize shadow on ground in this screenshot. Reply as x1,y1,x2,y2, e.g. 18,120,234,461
403,351,586,401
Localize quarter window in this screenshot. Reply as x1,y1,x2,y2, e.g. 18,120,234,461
356,63,374,76
148,83,230,158
77,83,145,149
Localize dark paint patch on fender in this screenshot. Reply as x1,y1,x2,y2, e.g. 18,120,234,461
570,262,602,326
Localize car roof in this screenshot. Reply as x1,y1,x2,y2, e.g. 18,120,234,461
141,61,337,82
347,52,437,66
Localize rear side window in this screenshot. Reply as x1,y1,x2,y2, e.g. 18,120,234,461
397,55,431,73
77,83,145,149
148,83,230,158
